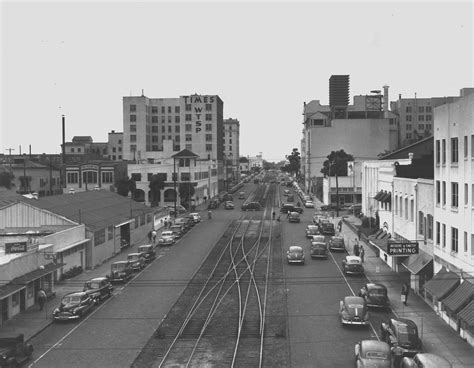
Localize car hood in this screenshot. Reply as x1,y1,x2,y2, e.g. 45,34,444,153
288,252,303,259
346,305,367,317
59,302,81,311
360,358,391,368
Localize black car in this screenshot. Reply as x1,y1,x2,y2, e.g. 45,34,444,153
138,244,156,262
52,291,95,321
359,283,389,308
83,277,114,304
321,222,336,235
108,261,133,283
329,235,345,251
381,318,423,357
241,202,262,211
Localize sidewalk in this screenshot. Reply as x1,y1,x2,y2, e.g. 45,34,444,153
0,203,212,343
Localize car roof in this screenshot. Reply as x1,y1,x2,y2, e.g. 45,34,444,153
391,317,417,329
190,212,199,216
113,261,129,265
360,340,390,354
366,283,387,290
138,244,153,248
65,291,87,297
311,242,326,247
346,255,362,262
88,277,107,282
307,225,318,229
344,295,365,304
289,246,303,251
128,252,141,257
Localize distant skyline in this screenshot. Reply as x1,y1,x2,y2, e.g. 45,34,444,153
1,0,472,162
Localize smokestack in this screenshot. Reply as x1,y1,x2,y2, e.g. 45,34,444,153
29,145,31,157
62,115,66,163
19,145,22,155
383,85,389,112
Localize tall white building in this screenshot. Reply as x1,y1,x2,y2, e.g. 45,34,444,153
223,118,240,185
433,88,474,277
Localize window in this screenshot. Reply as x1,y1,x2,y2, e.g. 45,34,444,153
181,172,191,181
426,115,432,121
175,116,180,123
406,124,412,130
147,173,153,181
130,144,136,152
175,126,180,132
464,136,468,158
442,139,446,164
205,124,212,131
161,106,165,113
205,114,212,121
175,135,180,142
175,106,180,113
161,126,165,133
102,172,113,183
426,106,432,113
405,198,408,220
161,116,165,123
418,124,424,131
406,106,412,113
410,199,414,221
130,135,136,142
151,106,158,114
436,140,440,164
67,172,79,184
152,136,158,142
168,106,171,113
185,104,191,111
451,227,458,253
451,182,458,208
229,139,232,144
436,222,440,245
418,106,424,113
229,146,232,151
206,144,212,151
185,124,192,132
167,116,171,123
406,133,412,139
185,144,192,150
185,134,192,142
206,134,212,142
464,232,468,252
418,211,424,235
406,115,412,122
418,115,424,121
130,104,136,112
451,137,458,163
442,224,446,247
206,103,212,111
168,126,172,133
442,181,446,205
152,126,158,133
436,181,440,204
152,116,158,123
427,215,433,240
131,173,141,181
185,114,192,121
130,125,136,132
130,115,136,122
465,183,468,205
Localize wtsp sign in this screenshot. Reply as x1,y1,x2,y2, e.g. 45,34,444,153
387,241,419,256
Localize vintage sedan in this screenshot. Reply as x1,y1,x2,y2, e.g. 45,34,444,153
0,333,34,367
400,353,452,368
354,340,392,368
189,212,201,223
339,296,369,326
342,255,364,275
329,236,346,252
108,261,133,283
359,283,389,308
169,225,185,239
321,222,336,236
310,242,328,258
288,212,300,223
83,277,114,304
305,225,320,238
304,200,314,208
311,235,326,243
286,246,305,265
381,318,423,357
127,253,146,271
159,230,176,245
137,244,156,263
224,201,235,210
53,291,95,321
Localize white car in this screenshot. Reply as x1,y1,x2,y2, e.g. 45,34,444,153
304,201,314,208
158,231,176,246
189,212,201,223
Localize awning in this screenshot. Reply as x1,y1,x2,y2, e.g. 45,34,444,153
402,252,433,274
0,262,64,299
114,219,135,228
441,279,474,314
457,300,474,327
57,238,90,253
374,191,384,200
380,192,392,203
424,267,460,300
368,235,389,252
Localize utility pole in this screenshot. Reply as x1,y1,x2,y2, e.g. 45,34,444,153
173,157,177,219
5,148,15,174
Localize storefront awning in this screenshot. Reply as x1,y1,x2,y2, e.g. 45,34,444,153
457,300,474,327
424,267,460,300
368,235,389,252
402,252,433,274
0,262,64,299
441,279,474,314
374,191,384,200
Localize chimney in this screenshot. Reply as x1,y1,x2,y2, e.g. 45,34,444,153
383,85,389,111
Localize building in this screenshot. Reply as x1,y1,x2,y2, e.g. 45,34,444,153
249,153,263,169
302,76,398,197
239,157,250,175
322,161,362,207
223,118,240,185
64,136,109,161
64,161,126,194
108,130,123,161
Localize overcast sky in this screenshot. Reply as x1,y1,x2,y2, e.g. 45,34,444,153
1,0,472,162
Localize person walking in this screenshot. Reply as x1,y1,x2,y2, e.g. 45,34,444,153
353,240,360,257
38,288,47,311
147,230,152,243
152,229,157,243
272,211,276,220
357,228,362,241
401,282,409,305
359,244,365,263
164,219,168,229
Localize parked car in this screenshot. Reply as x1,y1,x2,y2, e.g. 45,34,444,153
329,235,346,251
174,217,191,231
342,255,364,275
159,230,177,245
238,191,246,199
138,244,156,262
304,200,314,208
286,246,305,264
288,212,300,223
189,212,201,223
354,340,392,368
280,203,303,214
52,291,95,321
169,224,185,238
0,333,33,367
313,214,327,225
349,204,362,216
381,318,423,357
310,242,328,258
167,204,187,216
225,201,235,210
311,235,326,243
127,252,147,271
222,193,233,202
283,189,290,196
320,222,336,236
83,277,114,304
305,225,320,238
400,353,452,368
359,283,389,308
241,202,262,211
207,198,220,209
108,261,133,283
339,296,369,326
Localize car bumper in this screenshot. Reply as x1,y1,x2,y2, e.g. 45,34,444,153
159,240,175,245
311,254,328,258
287,259,304,264
329,246,345,251
53,313,81,321
344,269,364,275
341,318,369,325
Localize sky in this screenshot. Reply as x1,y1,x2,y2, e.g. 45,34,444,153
1,0,473,162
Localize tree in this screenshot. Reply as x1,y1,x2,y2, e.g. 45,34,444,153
0,172,13,189
149,174,166,207
115,175,136,197
285,148,301,177
320,150,354,177
179,182,195,209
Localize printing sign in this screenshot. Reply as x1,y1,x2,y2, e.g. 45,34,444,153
5,241,28,254
387,241,419,256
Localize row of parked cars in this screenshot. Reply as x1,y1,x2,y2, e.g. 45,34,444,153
52,212,202,322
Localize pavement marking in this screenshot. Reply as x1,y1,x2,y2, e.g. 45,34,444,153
328,250,380,341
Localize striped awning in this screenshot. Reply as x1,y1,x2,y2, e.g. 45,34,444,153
374,191,384,200
402,251,432,275
380,192,392,203
441,279,474,314
457,300,474,327
424,267,460,300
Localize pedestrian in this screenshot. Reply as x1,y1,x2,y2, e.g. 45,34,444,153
147,230,152,243
164,219,168,229
401,282,409,305
38,288,47,311
359,244,365,263
204,196,207,203
152,229,157,243
338,219,343,233
357,228,362,241
272,211,276,220
353,240,360,257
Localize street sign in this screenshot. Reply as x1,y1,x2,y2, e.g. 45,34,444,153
387,241,419,256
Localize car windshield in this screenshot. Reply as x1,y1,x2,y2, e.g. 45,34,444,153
138,246,149,253
369,289,387,297
289,247,303,253
162,231,173,237
365,351,388,360
332,238,344,245
63,295,82,304
312,243,326,249
348,259,361,264
112,263,126,271
86,281,101,289
127,254,139,261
